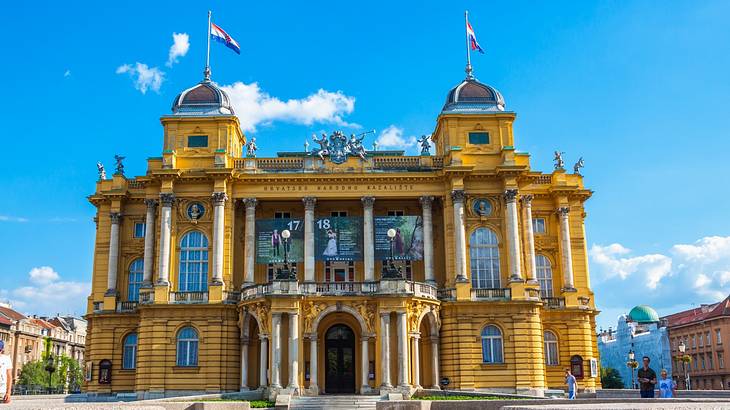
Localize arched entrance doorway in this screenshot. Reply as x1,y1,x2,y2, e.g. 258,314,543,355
324,324,356,394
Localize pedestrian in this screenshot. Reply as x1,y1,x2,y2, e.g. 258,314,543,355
637,356,657,398
565,368,577,400
658,369,677,398
0,340,12,404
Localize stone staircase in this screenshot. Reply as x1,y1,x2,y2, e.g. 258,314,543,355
290,395,381,409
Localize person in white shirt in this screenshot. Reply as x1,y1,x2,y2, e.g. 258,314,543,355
0,340,12,404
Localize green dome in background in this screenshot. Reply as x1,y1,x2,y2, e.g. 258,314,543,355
628,305,660,323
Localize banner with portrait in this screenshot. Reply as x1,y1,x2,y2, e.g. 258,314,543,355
255,219,304,264
314,217,363,261
374,216,424,261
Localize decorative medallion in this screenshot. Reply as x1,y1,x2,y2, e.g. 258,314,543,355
472,198,492,217
187,202,205,222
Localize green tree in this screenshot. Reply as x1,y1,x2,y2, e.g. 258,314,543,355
601,367,624,389
17,337,84,392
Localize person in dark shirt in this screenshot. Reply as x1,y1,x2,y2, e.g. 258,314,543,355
637,356,657,398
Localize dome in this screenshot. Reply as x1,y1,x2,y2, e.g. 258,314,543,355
171,79,234,116
628,305,660,324
441,78,506,114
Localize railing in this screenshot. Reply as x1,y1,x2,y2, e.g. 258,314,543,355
534,175,552,184
116,301,138,313
92,302,103,313
233,156,445,172
372,156,444,170
241,284,271,300
127,179,144,189
471,288,511,300
414,282,438,299
240,280,437,300
437,288,456,300
233,157,304,171
170,291,209,304
312,282,378,295
224,291,241,304
525,288,541,300
139,291,153,305
542,297,566,309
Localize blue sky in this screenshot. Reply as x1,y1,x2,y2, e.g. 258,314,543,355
1,1,729,329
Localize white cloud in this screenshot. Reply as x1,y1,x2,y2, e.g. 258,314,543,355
64,69,71,77
116,62,164,94
0,266,90,316
166,32,190,67
29,266,60,285
589,243,671,288
220,81,357,132
375,125,417,150
0,215,28,223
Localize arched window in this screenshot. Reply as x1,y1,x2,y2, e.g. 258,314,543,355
481,325,503,364
176,327,199,367
571,355,584,379
544,331,559,366
536,255,553,297
178,231,209,292
469,228,501,289
122,333,138,369
127,258,144,302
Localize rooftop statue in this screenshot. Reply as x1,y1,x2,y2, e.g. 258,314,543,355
574,157,585,174
418,134,431,156
553,151,565,170
310,130,373,164
246,137,258,158
114,155,125,175
96,162,106,181
348,133,367,160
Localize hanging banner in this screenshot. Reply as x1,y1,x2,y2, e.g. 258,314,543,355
374,216,424,261
255,219,304,264
314,217,363,261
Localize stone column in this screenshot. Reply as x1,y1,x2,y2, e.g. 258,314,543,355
240,339,249,390
259,335,269,388
412,335,421,389
212,192,228,285
157,193,175,285
450,190,467,282
420,196,435,284
303,197,316,282
271,313,282,388
396,312,410,388
309,336,318,391
521,195,537,283
361,337,370,393
106,212,122,294
504,189,523,282
380,312,392,388
243,198,257,285
431,338,440,389
142,200,157,286
362,197,375,281
557,207,575,290
288,312,300,391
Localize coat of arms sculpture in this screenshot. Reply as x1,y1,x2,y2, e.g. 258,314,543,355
310,130,373,164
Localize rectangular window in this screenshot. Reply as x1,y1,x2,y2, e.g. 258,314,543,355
707,331,712,346
701,355,706,370
468,132,490,145
718,329,722,345
693,335,697,348
187,135,208,148
693,354,698,370
387,210,405,217
331,211,348,217
533,218,546,234
134,222,146,238
708,353,714,370
274,212,291,219
719,352,724,369
700,334,704,347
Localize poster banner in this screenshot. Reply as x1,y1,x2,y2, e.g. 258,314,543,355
314,217,363,261
374,216,424,261
255,219,304,264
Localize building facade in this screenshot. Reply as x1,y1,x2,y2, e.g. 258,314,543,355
598,306,672,389
665,296,730,390
84,67,599,399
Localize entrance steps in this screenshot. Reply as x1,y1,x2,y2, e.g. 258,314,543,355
290,395,381,410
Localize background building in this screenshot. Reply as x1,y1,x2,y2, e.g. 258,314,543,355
665,295,730,390
598,305,672,389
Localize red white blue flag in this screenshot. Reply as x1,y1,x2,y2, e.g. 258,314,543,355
466,21,484,54
210,22,241,55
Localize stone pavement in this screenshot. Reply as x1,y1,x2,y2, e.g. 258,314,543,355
503,403,730,410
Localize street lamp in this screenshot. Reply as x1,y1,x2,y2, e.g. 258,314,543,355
276,229,295,280
626,349,638,390
679,341,691,390
45,354,56,393
382,228,402,279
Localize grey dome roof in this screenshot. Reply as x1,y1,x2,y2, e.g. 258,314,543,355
441,78,506,114
171,80,234,116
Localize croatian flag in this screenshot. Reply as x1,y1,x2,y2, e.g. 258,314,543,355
210,22,241,55
466,21,484,54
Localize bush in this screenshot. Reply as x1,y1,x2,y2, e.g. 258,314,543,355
601,367,624,389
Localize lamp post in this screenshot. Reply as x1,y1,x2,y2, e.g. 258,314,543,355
626,349,638,390
276,229,295,280
383,228,402,279
679,341,690,390
45,353,56,393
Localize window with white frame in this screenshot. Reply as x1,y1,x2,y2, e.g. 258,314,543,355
707,331,712,345
122,333,137,369
134,222,146,238
532,218,546,234
700,334,704,347
719,351,725,369
535,254,553,297
717,329,722,345
127,258,144,302
176,327,199,367
469,228,501,289
481,325,503,364
544,331,559,365
178,231,209,292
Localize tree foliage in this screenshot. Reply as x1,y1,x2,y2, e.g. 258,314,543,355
601,367,625,389
17,337,84,392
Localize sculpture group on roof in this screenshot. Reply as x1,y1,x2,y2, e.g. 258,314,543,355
310,130,374,164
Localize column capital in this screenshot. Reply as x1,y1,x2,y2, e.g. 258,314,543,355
109,212,122,224
361,196,375,208
520,194,533,206
450,189,465,203
503,189,518,203
212,192,228,206
159,192,176,207
302,196,317,210
144,198,158,209
259,334,269,341
242,197,258,209
557,206,570,217
419,195,434,209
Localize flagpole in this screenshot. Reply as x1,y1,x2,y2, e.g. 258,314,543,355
205,10,212,81
465,10,473,79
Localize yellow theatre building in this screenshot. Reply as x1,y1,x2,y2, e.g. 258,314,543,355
84,64,600,399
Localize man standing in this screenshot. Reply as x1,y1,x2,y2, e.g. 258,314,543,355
637,356,657,398
0,341,12,404
565,368,577,400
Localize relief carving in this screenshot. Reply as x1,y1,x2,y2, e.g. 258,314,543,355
303,301,327,333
